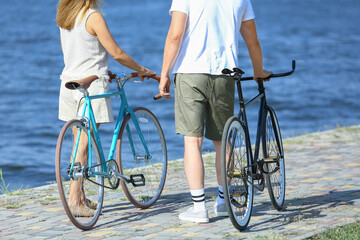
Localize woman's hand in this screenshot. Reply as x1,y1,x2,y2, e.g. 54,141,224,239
137,67,156,81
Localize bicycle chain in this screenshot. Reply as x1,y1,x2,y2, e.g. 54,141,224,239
84,159,119,190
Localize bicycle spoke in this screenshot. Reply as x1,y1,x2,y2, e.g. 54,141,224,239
221,117,253,231
56,120,104,230
263,106,286,210
117,108,167,208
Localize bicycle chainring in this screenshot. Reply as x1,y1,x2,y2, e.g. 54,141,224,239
107,159,120,189
85,159,119,190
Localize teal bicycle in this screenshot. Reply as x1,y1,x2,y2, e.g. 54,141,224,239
55,73,167,230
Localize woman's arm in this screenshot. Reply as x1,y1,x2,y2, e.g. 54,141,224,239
86,11,154,79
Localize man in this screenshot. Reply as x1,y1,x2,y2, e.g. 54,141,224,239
159,0,271,223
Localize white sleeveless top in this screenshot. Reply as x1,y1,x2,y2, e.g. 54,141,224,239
59,9,109,81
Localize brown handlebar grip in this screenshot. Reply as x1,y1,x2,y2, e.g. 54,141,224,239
153,75,161,82
108,70,116,80
153,94,162,100
130,72,138,78
129,73,163,100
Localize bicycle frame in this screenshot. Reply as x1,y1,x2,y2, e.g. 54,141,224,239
235,79,268,175
71,76,150,178
233,60,295,177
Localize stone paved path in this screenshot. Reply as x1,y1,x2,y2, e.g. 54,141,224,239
1,125,359,239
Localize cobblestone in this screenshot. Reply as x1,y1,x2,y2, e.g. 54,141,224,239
0,125,359,239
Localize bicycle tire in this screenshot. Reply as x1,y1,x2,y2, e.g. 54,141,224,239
221,116,254,231
117,107,167,209
262,106,286,210
55,119,104,230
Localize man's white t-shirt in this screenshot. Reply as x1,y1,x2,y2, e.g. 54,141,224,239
170,0,255,75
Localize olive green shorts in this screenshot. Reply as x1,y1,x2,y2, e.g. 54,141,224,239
174,73,235,141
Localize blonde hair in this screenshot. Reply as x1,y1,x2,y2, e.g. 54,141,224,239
56,0,102,30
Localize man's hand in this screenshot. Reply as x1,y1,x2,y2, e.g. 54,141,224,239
254,69,273,82
159,74,171,99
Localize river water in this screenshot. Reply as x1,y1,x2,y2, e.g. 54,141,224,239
0,0,359,190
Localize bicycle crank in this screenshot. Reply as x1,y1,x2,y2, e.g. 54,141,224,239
109,170,145,187
107,159,120,189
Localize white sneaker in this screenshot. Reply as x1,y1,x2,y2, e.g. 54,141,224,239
214,202,229,217
179,207,209,223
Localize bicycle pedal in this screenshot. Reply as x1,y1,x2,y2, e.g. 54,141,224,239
130,174,145,187
263,157,278,163
229,185,247,196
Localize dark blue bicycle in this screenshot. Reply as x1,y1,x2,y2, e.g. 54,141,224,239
221,61,295,230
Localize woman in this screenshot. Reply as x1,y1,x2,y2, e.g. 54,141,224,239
56,0,154,216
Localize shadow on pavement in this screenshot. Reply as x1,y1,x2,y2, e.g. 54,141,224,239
245,189,360,232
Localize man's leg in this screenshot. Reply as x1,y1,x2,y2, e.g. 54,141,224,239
184,136,204,190
206,75,235,217
179,136,209,223
213,140,222,186
213,140,228,217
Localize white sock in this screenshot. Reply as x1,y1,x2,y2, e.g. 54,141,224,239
190,188,206,212
217,185,225,205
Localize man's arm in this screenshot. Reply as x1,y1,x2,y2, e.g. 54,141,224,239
159,11,187,98
240,19,272,81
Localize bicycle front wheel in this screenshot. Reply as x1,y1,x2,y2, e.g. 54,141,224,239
55,119,104,230
262,106,286,210
117,107,167,209
221,116,254,231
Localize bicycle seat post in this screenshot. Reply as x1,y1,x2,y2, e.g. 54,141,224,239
77,86,89,97
235,77,247,124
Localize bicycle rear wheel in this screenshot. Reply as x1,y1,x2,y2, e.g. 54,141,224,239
221,116,254,231
55,119,104,230
117,107,167,209
262,106,286,210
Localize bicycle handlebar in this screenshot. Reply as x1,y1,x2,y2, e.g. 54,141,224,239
129,73,164,100
129,72,161,82
65,72,164,101
239,60,296,81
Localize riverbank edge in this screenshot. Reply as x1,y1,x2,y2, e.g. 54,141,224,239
0,124,359,239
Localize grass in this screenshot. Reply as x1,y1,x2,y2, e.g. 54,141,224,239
308,221,360,240
253,221,360,240
0,168,11,194
0,168,27,195
0,199,22,209
254,233,285,240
